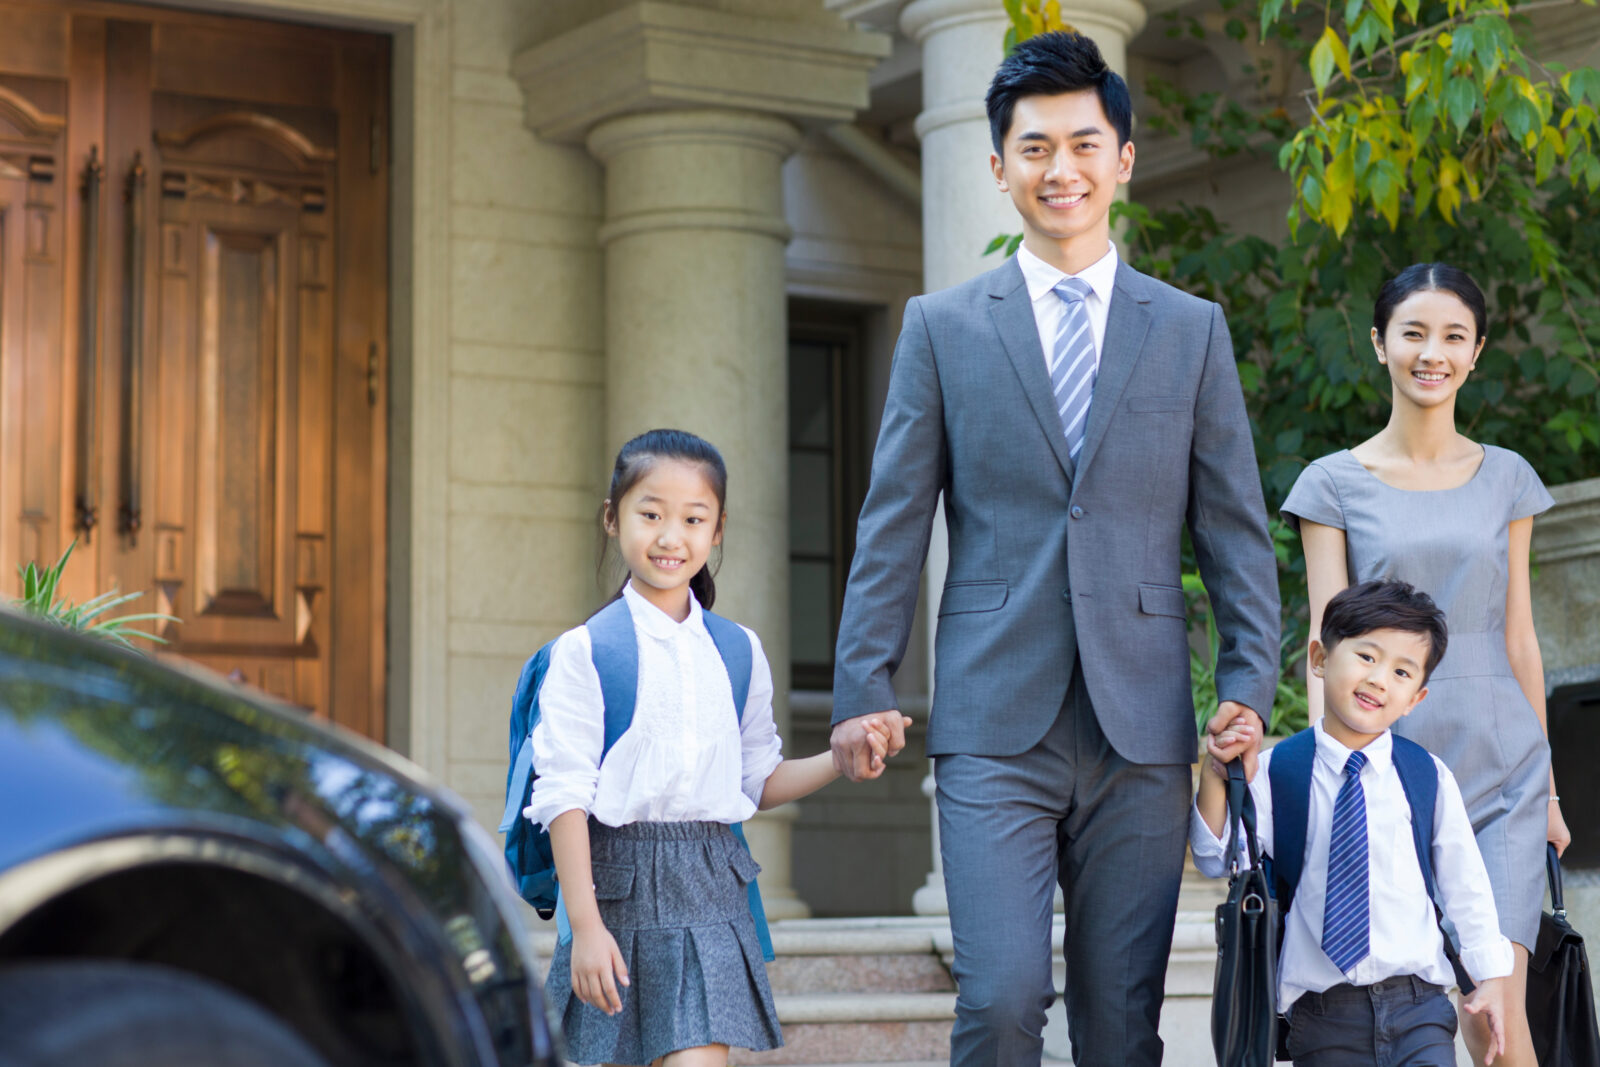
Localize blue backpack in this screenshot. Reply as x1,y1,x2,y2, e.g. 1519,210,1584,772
1264,728,1473,994
497,596,775,961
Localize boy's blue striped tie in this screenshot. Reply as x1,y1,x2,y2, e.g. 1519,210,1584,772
1050,278,1097,462
1322,749,1371,972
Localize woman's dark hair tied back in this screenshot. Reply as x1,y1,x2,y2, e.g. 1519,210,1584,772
1373,262,1488,342
601,428,728,610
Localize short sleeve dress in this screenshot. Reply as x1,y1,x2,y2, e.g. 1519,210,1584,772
1282,444,1555,948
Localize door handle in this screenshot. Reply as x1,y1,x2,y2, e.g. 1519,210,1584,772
118,152,146,542
74,146,103,539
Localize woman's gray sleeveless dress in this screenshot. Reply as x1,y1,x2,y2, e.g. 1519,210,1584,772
1283,445,1555,948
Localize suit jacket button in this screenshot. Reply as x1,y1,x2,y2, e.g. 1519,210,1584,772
1070,505,1084,519
1062,589,1071,600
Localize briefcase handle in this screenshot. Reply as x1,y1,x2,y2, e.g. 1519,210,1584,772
1547,842,1566,920
1225,759,1264,876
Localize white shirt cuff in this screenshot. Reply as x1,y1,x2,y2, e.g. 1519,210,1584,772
1459,935,1515,983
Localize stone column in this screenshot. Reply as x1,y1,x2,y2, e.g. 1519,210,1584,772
900,0,1146,916
590,109,808,918
515,1,888,922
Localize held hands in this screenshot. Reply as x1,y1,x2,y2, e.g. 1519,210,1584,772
570,921,630,1016
861,715,913,777
1462,976,1508,1065
1203,701,1264,782
831,711,910,782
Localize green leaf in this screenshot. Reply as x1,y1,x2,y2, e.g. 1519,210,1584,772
1503,96,1540,142
1445,77,1479,135
984,234,1010,255
1537,137,1557,182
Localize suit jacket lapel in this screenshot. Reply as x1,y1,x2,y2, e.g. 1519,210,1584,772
989,258,1076,482
1073,261,1152,483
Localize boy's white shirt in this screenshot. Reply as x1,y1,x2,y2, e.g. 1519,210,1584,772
1189,719,1514,1013
525,582,784,829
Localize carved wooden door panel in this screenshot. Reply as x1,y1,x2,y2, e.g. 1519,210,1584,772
0,2,388,738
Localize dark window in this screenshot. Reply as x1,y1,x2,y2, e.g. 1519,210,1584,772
788,305,866,690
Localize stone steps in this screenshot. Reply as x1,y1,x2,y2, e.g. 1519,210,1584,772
527,909,1228,1066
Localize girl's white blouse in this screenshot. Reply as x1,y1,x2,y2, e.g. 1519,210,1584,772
524,583,784,829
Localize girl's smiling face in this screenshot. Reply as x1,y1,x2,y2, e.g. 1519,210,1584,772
605,458,723,621
1372,287,1485,410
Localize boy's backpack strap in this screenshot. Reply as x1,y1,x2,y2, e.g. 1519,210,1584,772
586,597,639,760
1392,735,1476,993
702,611,753,717
1266,728,1317,914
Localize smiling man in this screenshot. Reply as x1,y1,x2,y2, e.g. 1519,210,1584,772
830,32,1282,1067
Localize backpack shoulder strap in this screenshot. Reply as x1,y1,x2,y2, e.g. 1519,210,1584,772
499,642,554,833
1391,734,1476,992
1266,727,1317,914
586,597,640,760
701,610,753,718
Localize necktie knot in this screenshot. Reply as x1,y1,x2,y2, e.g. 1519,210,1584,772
1343,751,1367,779
1054,277,1092,305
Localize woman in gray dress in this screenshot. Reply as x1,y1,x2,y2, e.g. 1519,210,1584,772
1282,263,1570,1067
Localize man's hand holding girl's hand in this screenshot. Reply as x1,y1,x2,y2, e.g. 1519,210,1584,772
831,711,910,781
860,715,914,778
570,921,630,1016
1203,703,1262,781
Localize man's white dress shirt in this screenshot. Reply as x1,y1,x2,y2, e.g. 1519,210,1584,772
1190,720,1513,1013
525,582,784,829
1017,241,1119,373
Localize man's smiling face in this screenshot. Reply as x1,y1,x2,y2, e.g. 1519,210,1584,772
990,89,1134,269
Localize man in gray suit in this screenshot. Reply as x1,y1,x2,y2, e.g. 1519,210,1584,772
830,33,1280,1066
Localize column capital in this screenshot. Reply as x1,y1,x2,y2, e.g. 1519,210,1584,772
514,1,889,145
587,108,803,166
900,0,1007,44
903,0,1147,45
587,108,801,247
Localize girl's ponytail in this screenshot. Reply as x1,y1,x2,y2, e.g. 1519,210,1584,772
599,428,728,610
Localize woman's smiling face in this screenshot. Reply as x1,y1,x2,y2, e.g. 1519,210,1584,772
1372,287,1486,410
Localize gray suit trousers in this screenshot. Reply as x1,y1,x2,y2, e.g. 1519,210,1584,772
936,668,1191,1067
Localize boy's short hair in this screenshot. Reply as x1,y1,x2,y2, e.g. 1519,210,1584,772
985,32,1134,154
1321,579,1449,682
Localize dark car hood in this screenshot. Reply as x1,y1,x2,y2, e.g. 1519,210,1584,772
0,607,474,903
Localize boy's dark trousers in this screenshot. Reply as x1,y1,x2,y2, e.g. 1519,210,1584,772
1284,975,1458,1066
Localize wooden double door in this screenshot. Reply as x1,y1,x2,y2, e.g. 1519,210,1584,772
0,1,389,737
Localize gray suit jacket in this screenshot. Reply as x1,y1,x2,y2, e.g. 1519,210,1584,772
832,256,1280,764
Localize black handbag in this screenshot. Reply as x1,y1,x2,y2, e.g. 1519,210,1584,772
1528,843,1600,1067
1212,759,1279,1067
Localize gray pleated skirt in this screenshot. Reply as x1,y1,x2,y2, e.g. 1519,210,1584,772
544,819,783,1065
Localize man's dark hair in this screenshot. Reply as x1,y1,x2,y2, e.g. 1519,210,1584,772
985,32,1133,154
1320,579,1449,683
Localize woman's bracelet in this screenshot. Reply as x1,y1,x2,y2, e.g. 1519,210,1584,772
1550,795,1561,803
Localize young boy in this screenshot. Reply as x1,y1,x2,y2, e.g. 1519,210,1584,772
1193,579,1512,1066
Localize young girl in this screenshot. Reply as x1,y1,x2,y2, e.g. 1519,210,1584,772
525,428,903,1067
1282,264,1564,1067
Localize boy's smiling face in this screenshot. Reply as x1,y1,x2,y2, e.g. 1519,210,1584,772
1311,629,1433,749
990,89,1134,273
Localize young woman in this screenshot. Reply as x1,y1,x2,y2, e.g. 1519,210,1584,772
1281,263,1569,1067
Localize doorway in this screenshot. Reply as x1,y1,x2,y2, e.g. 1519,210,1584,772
0,0,389,736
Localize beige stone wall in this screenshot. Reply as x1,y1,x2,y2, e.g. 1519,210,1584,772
438,0,609,832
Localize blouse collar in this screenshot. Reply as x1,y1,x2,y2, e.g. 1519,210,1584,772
622,580,705,640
